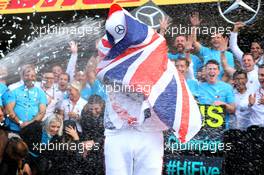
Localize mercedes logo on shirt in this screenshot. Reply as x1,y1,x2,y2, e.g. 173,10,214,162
218,0,261,24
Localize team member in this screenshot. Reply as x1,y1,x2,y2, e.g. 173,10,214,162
196,60,235,132
175,58,199,97
54,73,70,110
58,80,87,133
241,53,260,92
81,58,107,101
233,70,253,129
197,60,235,113
5,66,47,132
190,12,235,79
0,136,30,175
246,64,264,174
248,64,264,126
224,70,254,174
20,114,63,175
8,64,35,91
41,72,63,120
80,95,105,174
0,66,8,122
230,22,264,65
159,18,202,78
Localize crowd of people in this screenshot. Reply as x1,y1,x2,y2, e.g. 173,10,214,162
160,13,264,174
0,41,106,175
0,11,263,175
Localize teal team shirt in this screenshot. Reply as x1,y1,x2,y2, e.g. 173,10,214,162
197,81,234,105
187,79,199,98
198,45,235,79
0,83,8,107
196,81,235,129
5,85,47,131
81,79,107,101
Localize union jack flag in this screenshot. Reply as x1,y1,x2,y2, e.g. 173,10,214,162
97,4,201,142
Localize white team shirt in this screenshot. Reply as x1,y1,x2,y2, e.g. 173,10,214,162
234,88,253,130
247,66,260,93
41,84,65,121
60,97,87,132
250,88,264,127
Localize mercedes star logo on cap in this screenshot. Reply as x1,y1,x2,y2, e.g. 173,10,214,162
115,25,125,35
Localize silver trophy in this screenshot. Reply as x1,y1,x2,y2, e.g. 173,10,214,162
218,0,261,24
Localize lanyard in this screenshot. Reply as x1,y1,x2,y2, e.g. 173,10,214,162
43,85,55,100
68,101,77,112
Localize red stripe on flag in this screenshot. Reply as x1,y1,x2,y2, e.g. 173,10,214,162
178,75,190,143
113,33,160,61
102,38,112,48
97,33,160,74
130,40,168,96
113,37,158,60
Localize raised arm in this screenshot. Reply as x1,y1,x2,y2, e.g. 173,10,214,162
190,12,202,53
229,22,245,64
159,16,171,36
221,51,236,77
66,41,78,82
85,56,98,85
185,36,195,80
